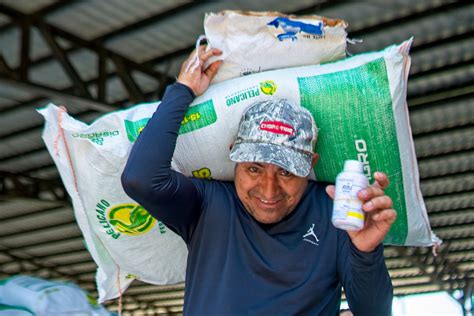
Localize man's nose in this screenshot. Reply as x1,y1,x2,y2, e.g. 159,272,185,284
260,172,280,198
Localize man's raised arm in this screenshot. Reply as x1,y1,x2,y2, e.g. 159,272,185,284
121,46,222,241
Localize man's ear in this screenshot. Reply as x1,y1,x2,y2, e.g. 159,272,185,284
311,153,320,168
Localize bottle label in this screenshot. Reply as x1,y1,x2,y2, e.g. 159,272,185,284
333,176,365,221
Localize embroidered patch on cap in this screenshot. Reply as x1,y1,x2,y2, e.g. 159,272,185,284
259,121,295,135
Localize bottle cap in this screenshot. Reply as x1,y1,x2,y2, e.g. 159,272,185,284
344,160,364,173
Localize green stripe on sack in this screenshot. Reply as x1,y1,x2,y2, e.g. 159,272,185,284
298,58,408,245
179,100,217,134
124,118,150,142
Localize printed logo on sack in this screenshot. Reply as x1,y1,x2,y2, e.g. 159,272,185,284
355,139,372,180
124,118,150,142
192,167,212,179
267,17,324,41
108,204,157,236
260,121,295,136
260,80,277,95
303,223,320,246
72,131,119,146
179,100,217,135
95,200,166,239
225,85,260,107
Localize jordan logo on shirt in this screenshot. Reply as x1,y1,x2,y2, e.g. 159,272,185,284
303,223,319,246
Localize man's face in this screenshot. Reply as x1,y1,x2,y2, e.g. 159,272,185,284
234,162,310,224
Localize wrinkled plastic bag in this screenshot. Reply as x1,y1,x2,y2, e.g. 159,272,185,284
205,10,348,83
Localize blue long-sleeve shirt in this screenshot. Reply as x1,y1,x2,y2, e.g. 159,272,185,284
122,83,393,315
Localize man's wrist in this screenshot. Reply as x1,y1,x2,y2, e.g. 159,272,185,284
172,81,196,98
350,241,384,268
175,80,196,97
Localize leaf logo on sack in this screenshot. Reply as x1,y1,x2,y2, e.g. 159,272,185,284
124,118,150,142
260,80,277,95
267,17,324,41
108,204,156,236
192,167,212,179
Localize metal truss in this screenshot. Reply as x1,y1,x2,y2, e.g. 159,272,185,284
0,171,67,201
0,3,175,111
399,243,473,294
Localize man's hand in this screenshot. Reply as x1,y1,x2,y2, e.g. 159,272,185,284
326,172,397,252
177,45,222,96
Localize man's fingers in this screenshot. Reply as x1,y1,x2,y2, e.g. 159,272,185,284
325,185,335,199
358,185,384,201
363,195,393,212
371,209,397,223
373,171,389,190
204,60,223,81
200,48,222,63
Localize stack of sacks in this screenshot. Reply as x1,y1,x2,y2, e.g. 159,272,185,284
40,11,439,303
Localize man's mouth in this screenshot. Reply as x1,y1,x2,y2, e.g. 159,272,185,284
255,197,283,208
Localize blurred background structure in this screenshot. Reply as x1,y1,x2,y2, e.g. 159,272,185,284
0,0,473,314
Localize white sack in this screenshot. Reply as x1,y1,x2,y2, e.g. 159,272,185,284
172,39,438,247
205,10,347,83
0,276,111,315
38,103,187,303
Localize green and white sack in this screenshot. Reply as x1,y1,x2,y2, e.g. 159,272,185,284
205,10,348,83
39,102,187,303
0,276,111,315
173,39,438,247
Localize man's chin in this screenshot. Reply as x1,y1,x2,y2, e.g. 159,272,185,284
250,209,286,224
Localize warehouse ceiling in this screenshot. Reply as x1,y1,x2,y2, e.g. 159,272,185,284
0,0,473,314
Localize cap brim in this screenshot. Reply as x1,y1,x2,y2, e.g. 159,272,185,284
229,142,312,177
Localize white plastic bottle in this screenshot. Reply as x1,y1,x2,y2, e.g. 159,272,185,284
332,160,369,231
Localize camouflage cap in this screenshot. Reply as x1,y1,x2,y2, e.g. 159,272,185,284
229,99,318,177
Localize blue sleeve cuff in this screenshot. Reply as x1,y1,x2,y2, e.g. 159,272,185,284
350,242,385,269
172,82,195,99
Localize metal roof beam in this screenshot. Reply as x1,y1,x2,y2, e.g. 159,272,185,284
0,249,93,284
36,21,92,98
19,19,30,81
94,1,204,44
0,54,15,78
0,221,77,239
0,4,170,81
0,96,50,115
0,171,67,201
348,0,473,38
0,0,79,33
0,74,117,112
8,235,82,252
111,55,144,103
397,245,453,291
0,4,172,106
0,204,65,222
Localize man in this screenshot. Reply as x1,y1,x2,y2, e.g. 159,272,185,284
122,46,396,315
